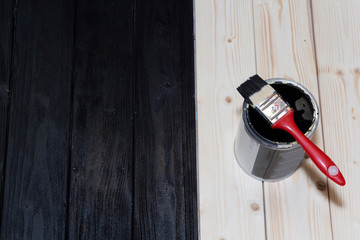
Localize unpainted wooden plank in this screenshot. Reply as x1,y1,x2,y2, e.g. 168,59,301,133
0,0,74,239
195,0,266,239
67,0,134,239
0,0,15,227
133,0,197,239
312,0,360,239
252,0,333,239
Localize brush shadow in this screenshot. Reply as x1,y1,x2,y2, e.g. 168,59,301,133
301,159,343,207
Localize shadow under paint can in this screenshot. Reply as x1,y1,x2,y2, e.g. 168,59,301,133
234,78,319,181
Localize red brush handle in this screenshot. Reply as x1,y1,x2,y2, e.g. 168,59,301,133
272,110,346,186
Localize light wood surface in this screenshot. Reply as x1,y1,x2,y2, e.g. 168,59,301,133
196,0,265,239
196,0,360,239
253,0,332,239
312,0,360,239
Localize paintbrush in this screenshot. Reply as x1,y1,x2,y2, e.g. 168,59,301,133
237,75,345,186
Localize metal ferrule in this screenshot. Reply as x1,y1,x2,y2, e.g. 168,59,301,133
256,92,291,124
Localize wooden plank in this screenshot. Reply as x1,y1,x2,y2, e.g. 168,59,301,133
67,1,134,239
312,0,360,239
132,0,197,239
195,0,266,239
0,0,14,226
252,0,333,239
0,0,74,239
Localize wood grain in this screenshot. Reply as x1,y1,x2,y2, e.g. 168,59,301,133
68,0,134,239
0,0,14,228
312,0,360,238
195,0,266,239
0,0,198,238
133,0,197,239
0,0,74,238
253,0,333,239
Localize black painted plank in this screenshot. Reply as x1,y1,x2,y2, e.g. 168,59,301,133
67,0,134,239
0,0,14,226
0,0,74,239
133,0,198,239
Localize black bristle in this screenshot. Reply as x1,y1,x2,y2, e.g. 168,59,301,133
237,74,267,105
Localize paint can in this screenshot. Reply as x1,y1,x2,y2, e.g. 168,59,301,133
234,78,319,181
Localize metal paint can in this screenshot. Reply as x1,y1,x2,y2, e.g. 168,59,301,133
234,78,319,181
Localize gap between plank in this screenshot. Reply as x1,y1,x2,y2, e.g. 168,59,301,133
64,0,77,238
131,0,137,237
192,0,201,237
262,181,268,240
0,0,18,233
251,0,267,239
308,1,334,239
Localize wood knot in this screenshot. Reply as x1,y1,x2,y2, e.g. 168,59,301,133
316,182,326,191
227,39,232,43
225,96,232,103
1,87,9,97
355,68,360,74
163,81,173,89
336,70,344,76
250,203,259,211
